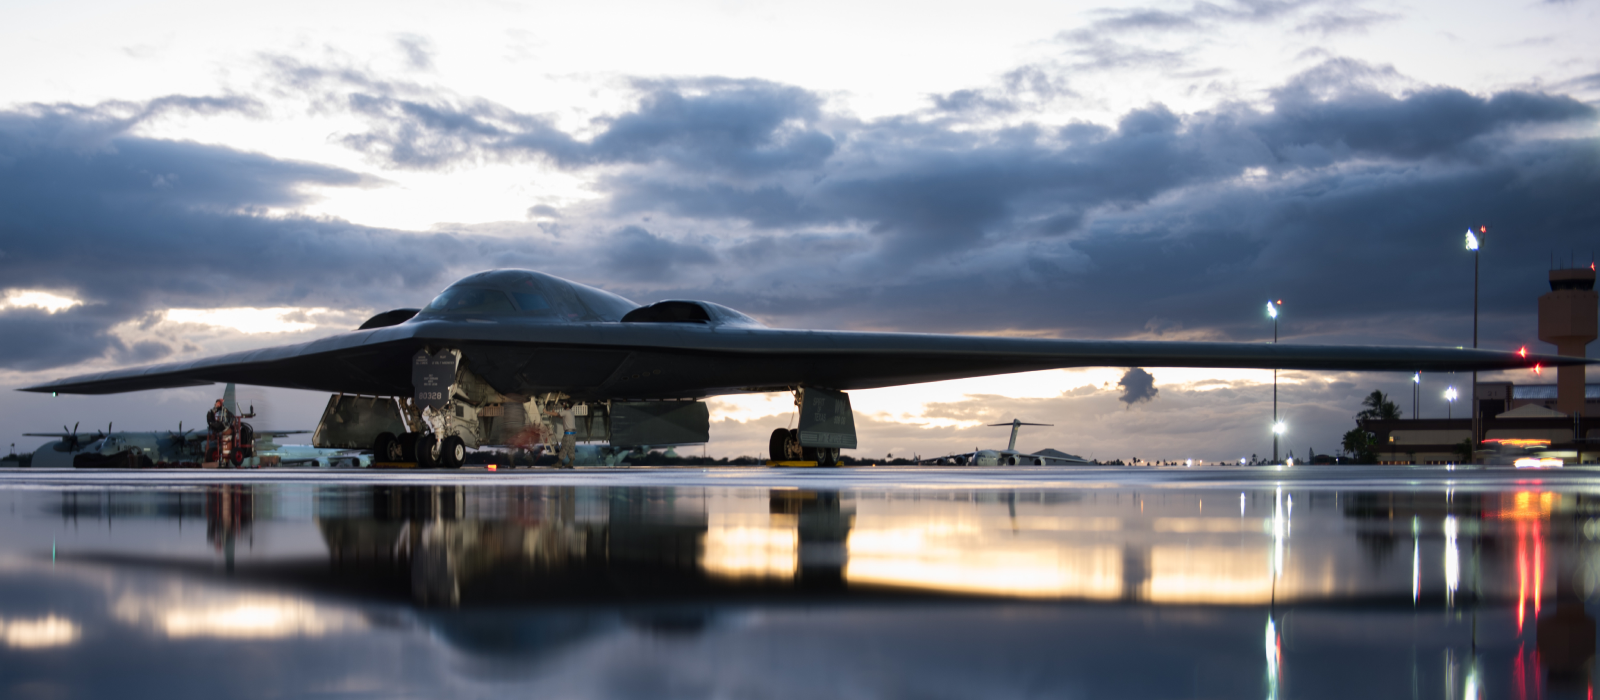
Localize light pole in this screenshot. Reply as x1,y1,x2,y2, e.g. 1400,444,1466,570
1268,300,1281,463
1413,372,1420,420
1446,385,1458,420
1466,227,1483,460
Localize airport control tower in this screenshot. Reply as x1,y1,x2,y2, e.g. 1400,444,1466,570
1538,266,1597,415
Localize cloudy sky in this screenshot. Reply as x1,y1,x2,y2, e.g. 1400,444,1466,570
1,0,1596,462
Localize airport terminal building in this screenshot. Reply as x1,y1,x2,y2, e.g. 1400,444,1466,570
1361,381,1600,464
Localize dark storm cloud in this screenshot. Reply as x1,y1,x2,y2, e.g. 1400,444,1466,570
601,226,717,281
1261,73,1593,162
313,56,1591,278
271,59,836,175
587,79,835,175
0,305,164,371
1117,368,1159,406
0,99,471,371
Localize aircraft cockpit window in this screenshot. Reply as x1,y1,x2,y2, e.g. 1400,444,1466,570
423,287,517,315
511,292,552,314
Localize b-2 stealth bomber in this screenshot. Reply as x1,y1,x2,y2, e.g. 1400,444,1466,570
22,269,1584,468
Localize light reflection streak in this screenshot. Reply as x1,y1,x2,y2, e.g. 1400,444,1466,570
0,614,81,649
1271,488,1286,580
1534,519,1543,621
1514,643,1526,700
1147,547,1272,603
846,528,1122,599
701,513,798,580
1412,530,1420,605
1518,520,1528,634
113,592,366,639
1265,616,1281,700
1444,516,1459,607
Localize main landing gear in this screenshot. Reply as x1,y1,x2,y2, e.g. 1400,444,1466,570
373,431,465,469
768,428,839,467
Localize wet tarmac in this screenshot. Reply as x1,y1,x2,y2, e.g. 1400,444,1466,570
1,465,1597,699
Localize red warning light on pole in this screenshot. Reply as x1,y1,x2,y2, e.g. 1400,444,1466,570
1519,346,1528,358
1535,363,1543,376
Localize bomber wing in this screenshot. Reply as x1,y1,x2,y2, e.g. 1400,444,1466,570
19,318,1583,398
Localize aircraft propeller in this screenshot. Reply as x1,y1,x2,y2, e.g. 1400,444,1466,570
166,420,196,447
62,422,80,450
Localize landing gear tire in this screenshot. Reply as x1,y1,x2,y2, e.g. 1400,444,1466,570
770,428,805,464
373,432,402,462
769,428,790,463
416,433,440,469
814,447,839,467
229,450,245,467
440,435,466,469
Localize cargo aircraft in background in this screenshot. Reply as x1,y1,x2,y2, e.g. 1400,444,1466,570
20,384,351,467
927,419,1090,467
22,269,1586,468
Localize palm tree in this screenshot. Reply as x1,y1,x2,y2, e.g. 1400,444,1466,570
1342,425,1378,463
1357,390,1402,421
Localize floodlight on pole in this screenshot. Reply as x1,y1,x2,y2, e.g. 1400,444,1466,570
1465,225,1485,460
1446,385,1458,420
1268,300,1281,463
1273,421,1286,435
1413,371,1420,421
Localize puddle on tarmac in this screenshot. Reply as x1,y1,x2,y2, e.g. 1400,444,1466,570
1,474,1597,698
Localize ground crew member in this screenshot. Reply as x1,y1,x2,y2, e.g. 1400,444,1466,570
206,398,231,432
557,403,577,468
545,402,577,468
207,398,234,465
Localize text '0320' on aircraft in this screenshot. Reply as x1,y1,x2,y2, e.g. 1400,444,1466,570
21,269,1587,468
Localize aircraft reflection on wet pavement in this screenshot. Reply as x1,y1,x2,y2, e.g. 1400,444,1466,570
5,477,1600,698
